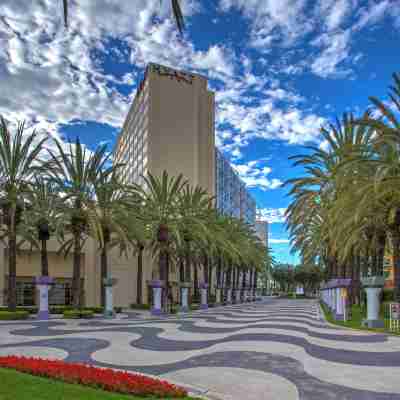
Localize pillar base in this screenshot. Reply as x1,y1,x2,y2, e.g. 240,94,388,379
362,319,384,328
200,304,208,310
180,306,189,313
37,310,50,320
103,309,115,319
334,313,344,321
151,308,165,316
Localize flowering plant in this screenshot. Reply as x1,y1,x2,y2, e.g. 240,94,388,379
0,356,187,398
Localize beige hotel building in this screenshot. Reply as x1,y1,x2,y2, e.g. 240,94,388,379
0,63,257,308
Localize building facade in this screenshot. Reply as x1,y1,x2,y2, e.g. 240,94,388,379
254,219,268,248
215,149,256,224
114,63,215,196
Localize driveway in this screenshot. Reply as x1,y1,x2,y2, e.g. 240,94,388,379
1,299,400,399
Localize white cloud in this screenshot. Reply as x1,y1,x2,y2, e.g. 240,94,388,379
258,208,287,223
353,0,398,31
269,238,290,244
310,30,352,78
232,160,283,191
315,0,353,31
219,0,311,46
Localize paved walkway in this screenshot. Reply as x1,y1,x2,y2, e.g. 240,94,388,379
1,299,400,399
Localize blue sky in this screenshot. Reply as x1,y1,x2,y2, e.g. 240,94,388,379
1,0,399,264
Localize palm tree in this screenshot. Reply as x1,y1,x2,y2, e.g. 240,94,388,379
0,118,47,311
133,171,187,310
20,178,65,277
46,139,115,308
176,184,214,303
355,73,400,295
62,0,185,33
286,112,375,304
89,170,144,307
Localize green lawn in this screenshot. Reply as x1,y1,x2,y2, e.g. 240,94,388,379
320,301,400,335
0,368,198,400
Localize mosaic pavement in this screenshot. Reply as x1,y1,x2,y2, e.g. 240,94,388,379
0,298,399,399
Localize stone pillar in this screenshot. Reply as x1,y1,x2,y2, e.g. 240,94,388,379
200,283,208,310
149,279,165,315
235,289,241,303
365,288,381,320
335,287,343,319
0,241,5,307
103,278,117,318
361,276,385,328
36,276,53,320
226,288,232,304
215,287,222,305
180,282,191,312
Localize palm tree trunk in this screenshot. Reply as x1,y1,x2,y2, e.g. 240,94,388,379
184,242,191,282
392,233,400,300
41,239,49,276
203,255,209,284
100,246,107,307
194,261,198,298
376,233,386,276
216,258,221,287
136,246,143,305
7,217,17,311
72,231,81,309
208,259,212,289
227,267,232,287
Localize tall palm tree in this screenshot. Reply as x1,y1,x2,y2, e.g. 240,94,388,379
46,139,115,308
20,178,65,277
133,171,187,310
62,0,185,33
286,112,375,302
0,118,47,311
355,73,400,295
89,170,143,307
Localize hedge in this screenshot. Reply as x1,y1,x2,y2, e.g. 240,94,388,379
382,289,395,302
63,310,94,319
130,303,151,310
0,311,30,320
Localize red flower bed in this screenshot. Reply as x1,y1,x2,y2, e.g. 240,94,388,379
0,356,187,398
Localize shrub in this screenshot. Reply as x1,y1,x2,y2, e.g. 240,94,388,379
86,307,103,314
0,356,187,397
114,306,123,314
0,311,30,320
63,310,94,319
49,306,74,314
130,303,151,310
0,306,37,314
190,304,200,311
382,289,395,302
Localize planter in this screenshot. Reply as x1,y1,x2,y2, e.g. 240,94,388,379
179,282,191,312
103,278,118,318
361,276,385,328
148,280,166,315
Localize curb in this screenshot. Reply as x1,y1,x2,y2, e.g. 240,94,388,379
108,366,225,399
